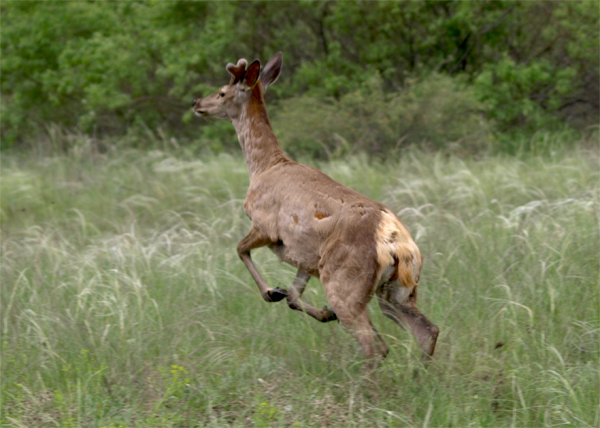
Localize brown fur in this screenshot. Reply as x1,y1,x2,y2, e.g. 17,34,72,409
193,53,438,367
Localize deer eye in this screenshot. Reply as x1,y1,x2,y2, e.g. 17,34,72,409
219,92,225,97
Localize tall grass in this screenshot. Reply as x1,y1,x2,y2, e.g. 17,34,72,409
1,139,598,427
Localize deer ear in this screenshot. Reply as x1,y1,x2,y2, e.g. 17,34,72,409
260,52,282,91
244,60,261,89
226,58,248,83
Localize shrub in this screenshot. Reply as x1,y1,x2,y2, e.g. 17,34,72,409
1,1,596,152
273,73,493,159
474,57,578,132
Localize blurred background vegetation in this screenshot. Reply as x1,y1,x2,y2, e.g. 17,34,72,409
1,0,598,157
2,3,599,425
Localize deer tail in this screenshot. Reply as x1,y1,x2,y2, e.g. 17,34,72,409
393,243,422,288
376,210,422,288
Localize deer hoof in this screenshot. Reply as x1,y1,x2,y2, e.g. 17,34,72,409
321,306,338,322
265,288,288,302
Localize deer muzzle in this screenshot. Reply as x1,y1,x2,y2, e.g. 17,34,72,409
193,98,207,116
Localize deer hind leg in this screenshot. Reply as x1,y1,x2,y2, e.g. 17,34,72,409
237,227,288,302
343,311,389,369
376,282,439,361
286,269,337,322
322,275,389,368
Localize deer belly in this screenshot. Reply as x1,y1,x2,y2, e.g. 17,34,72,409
268,242,320,277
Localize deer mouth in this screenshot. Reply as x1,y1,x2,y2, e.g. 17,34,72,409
194,109,207,117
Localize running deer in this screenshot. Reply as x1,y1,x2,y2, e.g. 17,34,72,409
193,53,439,367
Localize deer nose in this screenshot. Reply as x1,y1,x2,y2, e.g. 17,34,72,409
192,98,197,107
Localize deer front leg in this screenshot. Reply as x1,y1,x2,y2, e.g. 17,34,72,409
287,270,337,322
237,228,288,302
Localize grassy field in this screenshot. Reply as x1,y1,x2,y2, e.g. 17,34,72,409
1,140,599,427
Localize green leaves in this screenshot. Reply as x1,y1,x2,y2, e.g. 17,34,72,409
475,57,578,131
1,1,597,152
274,73,491,159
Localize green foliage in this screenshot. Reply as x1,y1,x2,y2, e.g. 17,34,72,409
1,1,598,152
1,141,598,426
274,73,492,158
475,57,578,130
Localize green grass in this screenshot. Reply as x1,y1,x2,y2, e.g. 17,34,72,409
1,141,599,427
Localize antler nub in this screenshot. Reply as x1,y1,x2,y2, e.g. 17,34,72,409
226,58,248,83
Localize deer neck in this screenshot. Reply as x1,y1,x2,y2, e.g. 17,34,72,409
232,87,289,180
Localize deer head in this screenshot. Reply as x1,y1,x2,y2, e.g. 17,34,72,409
193,52,283,121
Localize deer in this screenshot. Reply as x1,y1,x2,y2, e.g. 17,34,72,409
192,52,439,368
